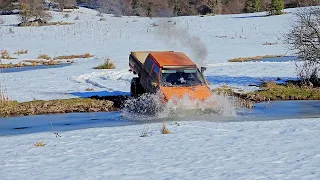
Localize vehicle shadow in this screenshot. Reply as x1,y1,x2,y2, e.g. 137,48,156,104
69,91,130,108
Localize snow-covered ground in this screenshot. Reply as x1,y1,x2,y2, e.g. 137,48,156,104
1,7,320,180
0,118,320,179
0,7,302,102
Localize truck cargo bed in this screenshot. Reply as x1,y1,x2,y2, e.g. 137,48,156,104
129,51,175,75
129,52,147,75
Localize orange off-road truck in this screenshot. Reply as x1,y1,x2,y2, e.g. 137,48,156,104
129,51,213,102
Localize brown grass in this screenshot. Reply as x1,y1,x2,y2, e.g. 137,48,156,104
215,81,320,103
1,50,15,59
0,64,14,68
14,50,28,55
0,59,65,68
85,88,94,91
246,82,320,102
37,54,51,60
161,121,171,134
46,60,58,65
24,60,44,64
0,98,116,118
34,140,46,147
53,53,93,60
94,58,115,69
228,55,283,62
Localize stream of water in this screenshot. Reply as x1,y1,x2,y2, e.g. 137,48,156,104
0,100,319,136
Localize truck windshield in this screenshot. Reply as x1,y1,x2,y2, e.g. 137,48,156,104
161,69,205,87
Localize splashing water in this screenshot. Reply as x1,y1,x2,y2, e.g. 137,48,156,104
121,91,236,122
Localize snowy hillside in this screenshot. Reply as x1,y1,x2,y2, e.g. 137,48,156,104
0,7,302,102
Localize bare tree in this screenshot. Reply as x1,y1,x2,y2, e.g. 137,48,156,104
19,0,49,25
55,0,76,11
286,8,320,86
0,0,17,13
97,0,130,16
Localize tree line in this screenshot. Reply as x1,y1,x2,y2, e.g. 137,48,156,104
1,0,319,16
81,0,319,16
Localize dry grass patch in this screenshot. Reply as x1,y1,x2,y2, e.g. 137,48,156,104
54,53,93,60
46,60,58,65
228,55,283,62
24,60,44,64
0,98,116,118
0,64,14,68
34,140,46,147
1,50,15,59
14,50,28,55
247,82,320,101
212,85,234,95
1,59,63,68
0,62,29,68
161,121,171,134
217,81,320,103
37,54,51,60
85,88,94,91
94,58,115,69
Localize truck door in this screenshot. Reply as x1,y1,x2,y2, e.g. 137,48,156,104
149,65,160,93
141,58,160,93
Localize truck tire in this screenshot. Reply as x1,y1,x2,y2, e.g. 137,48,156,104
130,77,145,97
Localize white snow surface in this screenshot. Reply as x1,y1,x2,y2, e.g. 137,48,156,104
0,7,307,102
1,118,320,179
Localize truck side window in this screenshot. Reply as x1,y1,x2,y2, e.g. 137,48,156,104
151,65,159,82
144,58,153,74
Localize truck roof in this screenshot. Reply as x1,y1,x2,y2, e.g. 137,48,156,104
149,52,196,67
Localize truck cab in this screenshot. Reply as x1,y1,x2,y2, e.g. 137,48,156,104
129,51,212,101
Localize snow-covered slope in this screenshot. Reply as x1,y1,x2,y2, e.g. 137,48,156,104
0,7,304,102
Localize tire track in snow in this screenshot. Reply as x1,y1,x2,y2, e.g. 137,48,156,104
72,70,133,92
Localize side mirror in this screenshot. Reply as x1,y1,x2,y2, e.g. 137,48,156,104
201,67,207,74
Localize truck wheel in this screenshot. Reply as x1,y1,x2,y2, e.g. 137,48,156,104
131,77,145,97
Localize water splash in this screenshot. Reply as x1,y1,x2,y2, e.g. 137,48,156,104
121,91,236,122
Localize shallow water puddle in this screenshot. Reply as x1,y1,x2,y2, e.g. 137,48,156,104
1,63,71,73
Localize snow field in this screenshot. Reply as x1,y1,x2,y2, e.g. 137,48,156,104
0,118,319,180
